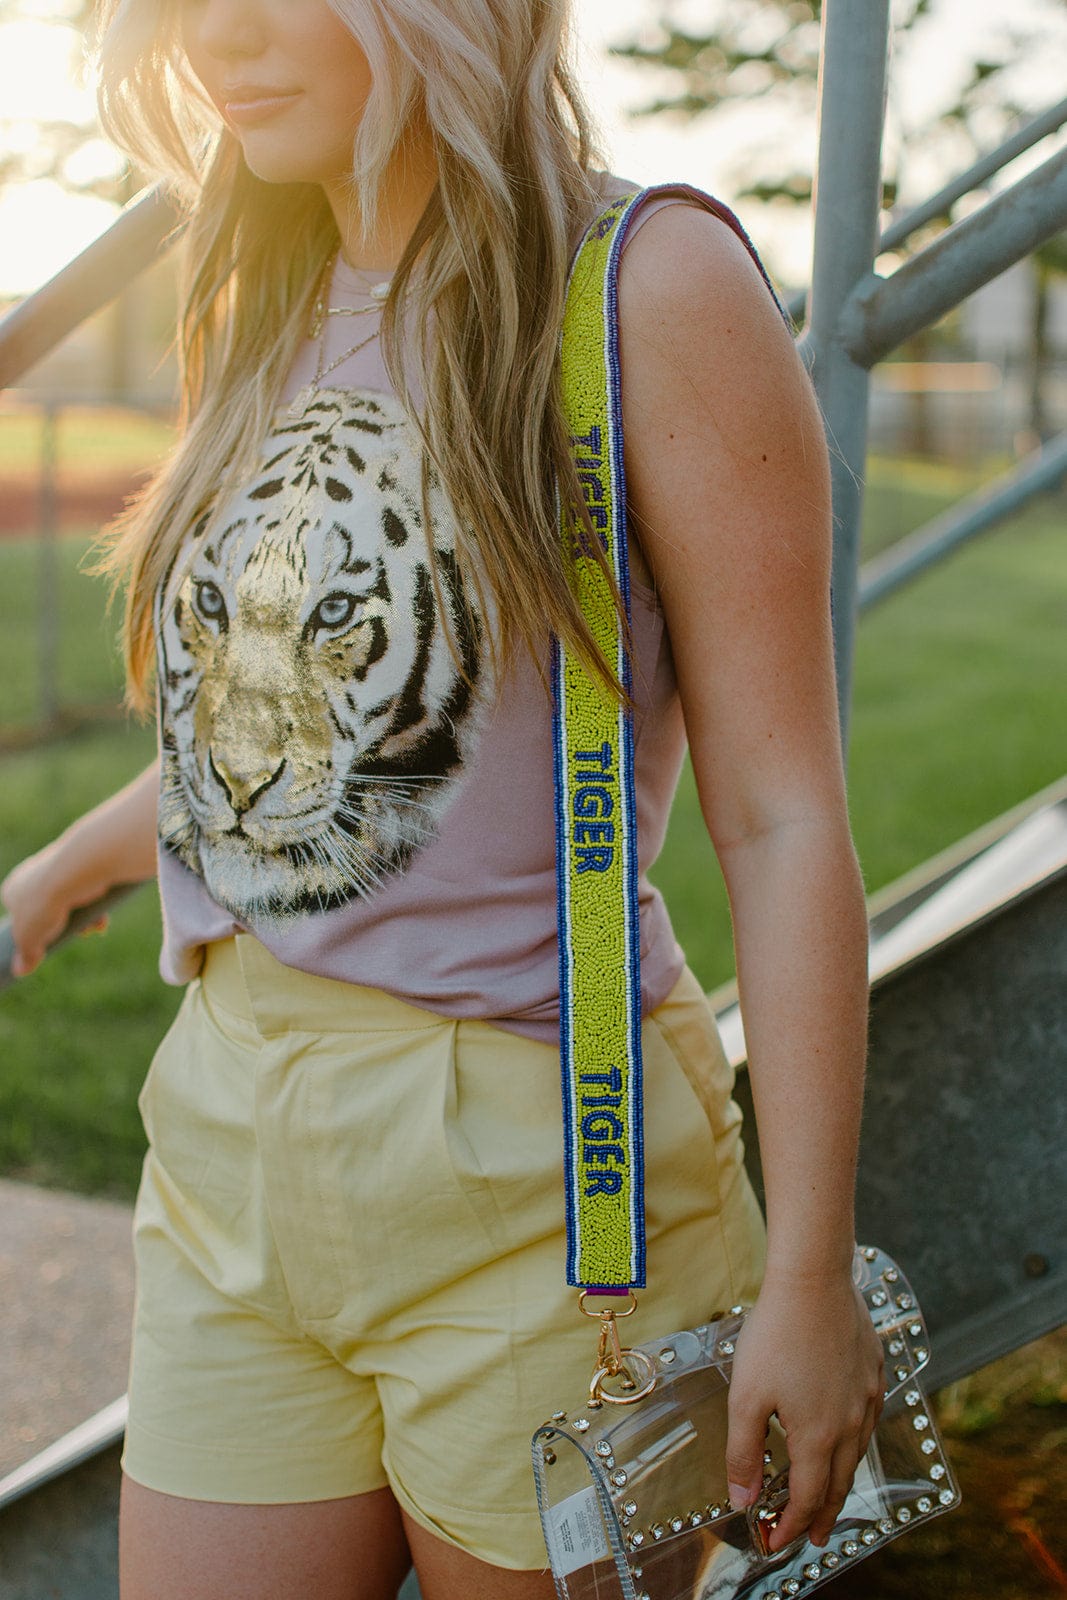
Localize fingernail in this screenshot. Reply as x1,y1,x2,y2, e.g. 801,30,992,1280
729,1482,756,1507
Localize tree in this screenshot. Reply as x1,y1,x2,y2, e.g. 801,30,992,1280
609,0,1067,449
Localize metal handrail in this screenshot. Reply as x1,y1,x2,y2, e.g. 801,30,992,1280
0,185,181,392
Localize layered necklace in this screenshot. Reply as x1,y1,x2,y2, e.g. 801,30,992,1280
287,250,393,421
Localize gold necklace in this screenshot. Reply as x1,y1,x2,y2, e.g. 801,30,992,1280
289,311,383,421
308,251,392,340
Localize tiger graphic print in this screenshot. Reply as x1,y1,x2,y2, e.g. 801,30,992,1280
156,389,487,924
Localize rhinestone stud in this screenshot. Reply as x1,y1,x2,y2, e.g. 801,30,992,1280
651,1524,665,1541
659,1347,677,1365
929,1464,946,1480
912,1414,930,1431
670,1517,684,1533
896,1506,912,1523
573,1418,590,1433
595,1442,612,1458
842,1539,859,1555
939,1489,955,1505
804,1562,822,1579
821,1552,840,1568
921,1438,937,1454
551,1411,567,1423
917,1496,933,1513
622,1500,638,1518
905,1389,921,1406
611,1470,628,1488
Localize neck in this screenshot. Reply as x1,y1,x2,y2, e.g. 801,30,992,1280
321,108,439,274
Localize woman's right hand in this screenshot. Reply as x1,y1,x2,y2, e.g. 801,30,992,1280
1,759,161,978
1,837,104,977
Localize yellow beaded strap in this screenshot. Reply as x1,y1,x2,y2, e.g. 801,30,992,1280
553,189,648,1292
553,184,794,1293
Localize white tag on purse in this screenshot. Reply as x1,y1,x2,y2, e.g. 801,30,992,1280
544,1486,612,1577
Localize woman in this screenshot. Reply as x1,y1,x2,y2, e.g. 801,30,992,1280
0,0,885,1592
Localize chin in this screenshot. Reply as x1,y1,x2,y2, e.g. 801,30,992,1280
238,142,333,186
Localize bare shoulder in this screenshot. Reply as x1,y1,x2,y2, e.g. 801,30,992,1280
616,199,830,590
618,200,802,404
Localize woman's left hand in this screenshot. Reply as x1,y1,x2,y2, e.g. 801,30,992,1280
723,1267,886,1552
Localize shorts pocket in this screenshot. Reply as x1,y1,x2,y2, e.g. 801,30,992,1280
137,980,201,1138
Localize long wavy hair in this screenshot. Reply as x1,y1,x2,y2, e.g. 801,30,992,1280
90,0,631,711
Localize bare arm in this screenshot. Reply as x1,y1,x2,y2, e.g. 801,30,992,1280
1,758,160,976
617,205,883,1550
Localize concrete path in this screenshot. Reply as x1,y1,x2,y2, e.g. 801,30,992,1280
0,1178,134,1482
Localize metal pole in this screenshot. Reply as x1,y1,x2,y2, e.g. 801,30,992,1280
37,400,60,732
0,185,181,394
842,146,1067,367
803,0,892,752
787,95,1067,328
858,432,1067,610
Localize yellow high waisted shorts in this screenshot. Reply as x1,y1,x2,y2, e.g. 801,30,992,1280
123,932,768,1570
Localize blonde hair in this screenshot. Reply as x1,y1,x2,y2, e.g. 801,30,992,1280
91,0,630,711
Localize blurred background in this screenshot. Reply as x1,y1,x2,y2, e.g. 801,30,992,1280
0,2,1065,1594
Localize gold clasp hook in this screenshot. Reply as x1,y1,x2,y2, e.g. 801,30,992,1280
578,1290,657,1406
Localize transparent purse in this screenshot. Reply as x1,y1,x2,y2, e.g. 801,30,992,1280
532,1242,962,1600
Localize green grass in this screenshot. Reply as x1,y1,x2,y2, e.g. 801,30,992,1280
0,722,179,1198
0,533,126,728
1,455,1064,1198
654,490,1067,990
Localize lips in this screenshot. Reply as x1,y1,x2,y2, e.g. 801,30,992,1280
218,86,303,126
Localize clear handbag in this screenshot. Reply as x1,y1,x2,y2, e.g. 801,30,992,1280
532,1242,962,1600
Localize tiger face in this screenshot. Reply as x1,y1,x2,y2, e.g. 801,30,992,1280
157,390,486,922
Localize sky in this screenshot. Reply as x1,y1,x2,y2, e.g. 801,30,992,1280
0,0,1064,296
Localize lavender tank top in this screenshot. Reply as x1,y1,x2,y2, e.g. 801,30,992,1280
154,178,771,1042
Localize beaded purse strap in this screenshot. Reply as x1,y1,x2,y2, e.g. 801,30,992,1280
553,185,794,1296
553,187,649,1293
